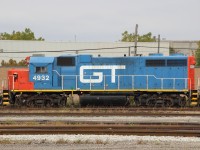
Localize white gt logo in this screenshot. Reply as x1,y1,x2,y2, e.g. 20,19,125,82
80,65,126,83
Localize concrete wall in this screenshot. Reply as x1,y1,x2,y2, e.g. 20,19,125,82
195,67,200,90
0,67,10,92
0,40,170,62
169,41,198,56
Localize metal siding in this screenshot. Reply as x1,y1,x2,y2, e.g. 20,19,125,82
30,57,54,63
27,54,190,91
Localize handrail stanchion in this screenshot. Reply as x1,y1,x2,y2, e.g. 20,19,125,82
103,75,105,90
118,75,119,90
90,76,91,90
185,78,187,89
132,75,134,89
62,76,63,90
190,78,192,97
76,75,77,90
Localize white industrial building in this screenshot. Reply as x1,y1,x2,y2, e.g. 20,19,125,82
169,41,198,56
0,40,169,62
0,40,198,63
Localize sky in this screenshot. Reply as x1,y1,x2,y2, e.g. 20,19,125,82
0,0,200,42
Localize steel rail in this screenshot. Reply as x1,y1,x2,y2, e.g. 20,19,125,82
0,124,200,137
1,107,200,111
0,112,200,116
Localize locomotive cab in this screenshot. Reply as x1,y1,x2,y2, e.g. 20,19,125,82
29,55,78,90
29,57,54,89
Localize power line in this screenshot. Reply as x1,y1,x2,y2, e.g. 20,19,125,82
0,45,199,54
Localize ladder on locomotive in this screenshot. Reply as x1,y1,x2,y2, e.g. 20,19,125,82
193,77,200,107
190,90,198,106
2,89,10,106
1,79,10,106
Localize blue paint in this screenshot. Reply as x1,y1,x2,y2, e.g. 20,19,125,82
29,55,188,90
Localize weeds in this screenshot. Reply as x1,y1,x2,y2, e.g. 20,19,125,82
56,139,69,144
0,139,12,144
136,140,147,145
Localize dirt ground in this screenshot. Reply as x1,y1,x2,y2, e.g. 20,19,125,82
0,141,200,150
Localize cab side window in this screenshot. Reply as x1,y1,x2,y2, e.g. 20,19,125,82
36,67,47,73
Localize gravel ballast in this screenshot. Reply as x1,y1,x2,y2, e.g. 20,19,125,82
0,134,200,150
1,134,200,143
0,116,200,123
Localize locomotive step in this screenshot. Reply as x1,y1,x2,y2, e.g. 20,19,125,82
190,102,198,106
3,93,9,95
192,93,198,95
191,98,198,101
2,102,10,105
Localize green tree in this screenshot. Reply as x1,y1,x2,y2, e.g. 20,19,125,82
0,28,44,66
0,28,44,40
1,59,27,67
121,31,135,42
121,31,156,42
195,41,200,66
18,59,27,66
1,60,7,66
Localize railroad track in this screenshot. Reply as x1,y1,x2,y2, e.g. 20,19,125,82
1,106,200,111
0,107,200,137
1,107,200,116
0,112,200,116
0,124,199,137
0,107,200,116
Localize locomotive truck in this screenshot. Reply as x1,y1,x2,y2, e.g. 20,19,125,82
1,53,199,107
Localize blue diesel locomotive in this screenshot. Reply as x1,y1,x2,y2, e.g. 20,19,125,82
4,53,197,107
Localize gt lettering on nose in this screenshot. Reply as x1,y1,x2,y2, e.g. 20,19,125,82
80,65,126,83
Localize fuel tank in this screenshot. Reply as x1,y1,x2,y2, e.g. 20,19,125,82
80,95,129,106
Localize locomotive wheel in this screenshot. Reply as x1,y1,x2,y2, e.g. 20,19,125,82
162,94,173,107
27,100,35,107
15,97,21,106
146,94,157,107
60,99,66,107
45,100,52,107
146,98,155,107
164,99,173,107
179,99,186,107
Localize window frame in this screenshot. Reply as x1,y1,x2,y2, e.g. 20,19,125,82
35,66,48,73
57,57,76,67
167,59,187,67
146,59,166,67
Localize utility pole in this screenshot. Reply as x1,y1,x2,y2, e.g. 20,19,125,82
157,34,160,54
134,24,138,56
128,47,131,56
